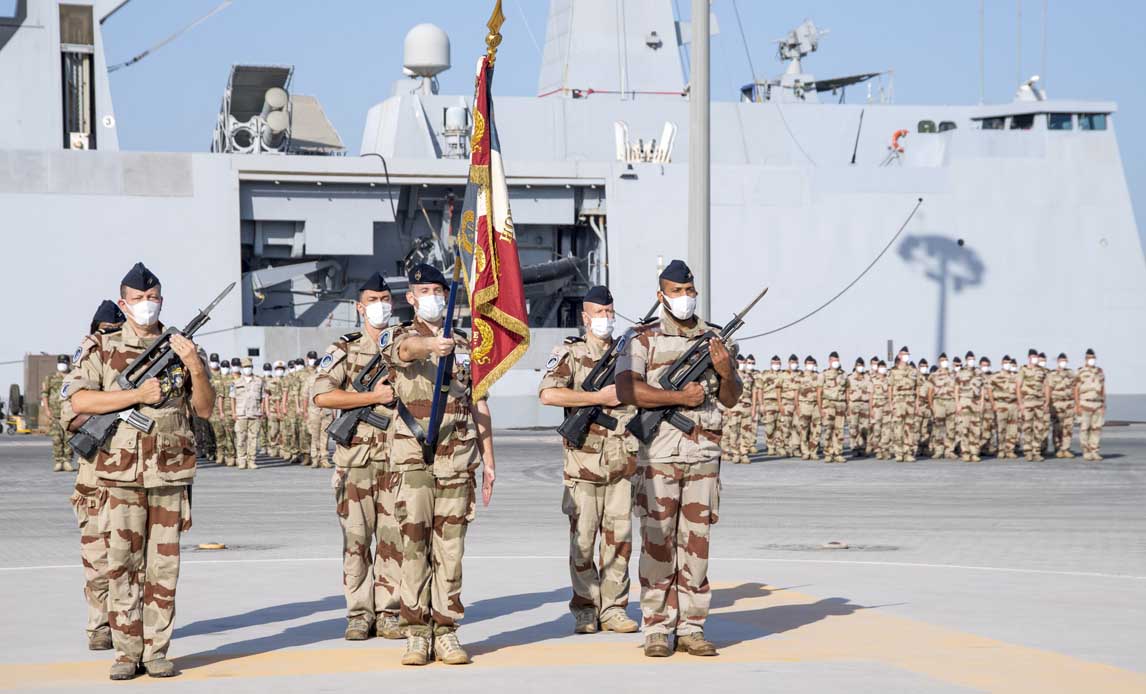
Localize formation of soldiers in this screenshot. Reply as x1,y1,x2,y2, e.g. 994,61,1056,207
721,347,1107,463
42,258,1111,680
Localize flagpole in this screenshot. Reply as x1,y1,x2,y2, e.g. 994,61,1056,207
688,0,711,318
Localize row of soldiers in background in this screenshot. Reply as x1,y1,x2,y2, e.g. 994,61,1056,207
205,354,333,469
721,347,1108,464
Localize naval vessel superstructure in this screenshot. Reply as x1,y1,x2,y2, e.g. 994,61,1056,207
1,0,1143,425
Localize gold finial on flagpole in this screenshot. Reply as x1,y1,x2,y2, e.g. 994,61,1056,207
486,0,505,63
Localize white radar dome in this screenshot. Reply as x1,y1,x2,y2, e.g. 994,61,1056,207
403,23,450,78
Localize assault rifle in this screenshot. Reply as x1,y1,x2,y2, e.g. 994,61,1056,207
326,353,392,447
556,301,658,448
68,283,235,460
625,287,768,445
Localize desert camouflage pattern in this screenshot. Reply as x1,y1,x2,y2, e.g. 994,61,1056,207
314,330,401,623
928,368,957,458
756,370,782,454
978,374,997,456
734,367,756,456
915,374,933,455
1076,365,1105,457
1048,367,1078,453
989,370,1019,457
870,371,891,458
538,336,637,482
794,371,822,458
281,370,303,460
616,310,739,463
103,486,191,664
264,376,285,456
1017,364,1050,457
562,474,634,621
778,370,800,456
887,362,920,459
820,367,847,459
209,370,235,465
634,461,719,636
42,371,71,469
302,366,333,467
846,370,871,455
230,375,264,469
955,366,985,458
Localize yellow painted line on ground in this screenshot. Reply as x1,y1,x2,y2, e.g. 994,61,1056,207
3,583,1144,692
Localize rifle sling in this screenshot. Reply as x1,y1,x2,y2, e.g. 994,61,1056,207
396,399,434,465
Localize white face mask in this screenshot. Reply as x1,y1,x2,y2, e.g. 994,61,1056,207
56,363,69,373
416,295,447,322
209,361,220,370
364,301,392,328
805,364,816,372
981,365,990,374
664,294,697,321
1058,361,1067,369
1030,358,1039,366
747,363,756,371
771,364,780,371
274,369,284,378
900,354,910,363
856,366,865,373
878,366,887,375
788,363,798,371
241,367,253,376
939,360,948,370
588,316,614,338
918,367,927,374
830,361,839,370
127,299,161,326
306,358,316,367
220,366,230,375
1086,358,1096,366
1038,359,1047,367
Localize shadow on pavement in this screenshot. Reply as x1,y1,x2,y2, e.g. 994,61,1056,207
175,595,342,638
465,586,569,625
176,617,349,670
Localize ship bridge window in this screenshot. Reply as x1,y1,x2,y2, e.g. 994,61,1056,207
1009,114,1035,130
981,117,1004,130
1079,113,1107,131
918,120,936,133
1048,113,1073,130
938,121,957,132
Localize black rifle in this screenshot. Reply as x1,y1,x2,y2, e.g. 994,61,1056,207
68,283,236,460
326,353,393,447
556,301,659,448
625,287,769,445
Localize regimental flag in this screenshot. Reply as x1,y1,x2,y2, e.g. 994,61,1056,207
456,27,530,401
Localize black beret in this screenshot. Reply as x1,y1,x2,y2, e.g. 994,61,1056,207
870,355,879,361
1028,348,1038,356
1057,352,1067,360
788,354,798,361
658,259,694,284
1086,348,1095,356
1039,352,1047,358
979,357,990,363
57,354,70,364
804,355,814,362
359,272,390,293
408,263,448,289
938,352,947,359
953,356,963,363
909,361,916,368
582,285,613,306
121,262,160,291
91,300,125,327
747,354,755,361
736,354,746,361
854,357,864,364
307,350,318,359
230,357,241,367
1003,354,1012,361
829,351,839,358
262,363,271,371
964,350,975,358
771,355,780,361
878,360,887,366
898,345,909,353
919,358,929,364
209,353,219,361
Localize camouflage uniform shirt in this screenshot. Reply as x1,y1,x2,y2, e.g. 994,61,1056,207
312,330,398,468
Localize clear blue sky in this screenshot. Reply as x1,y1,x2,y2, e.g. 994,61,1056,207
102,0,1144,246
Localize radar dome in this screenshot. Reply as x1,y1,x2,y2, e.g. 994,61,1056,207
403,23,450,78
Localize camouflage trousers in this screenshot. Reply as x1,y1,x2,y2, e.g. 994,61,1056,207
298,414,312,462
334,465,401,622
760,404,781,454
234,418,261,469
396,470,475,637
916,406,932,455
994,404,1019,456
280,416,298,459
103,485,190,664
980,408,997,455
635,460,719,636
821,401,845,457
721,409,743,457
210,416,235,465
777,407,795,456
1051,402,1076,453
1079,408,1104,457
1020,406,1047,456
890,400,917,458
266,417,282,455
307,412,332,467
50,423,73,470
847,406,870,454
70,475,109,639
562,477,633,620
956,407,982,457
930,399,956,457
794,403,820,457
739,408,757,454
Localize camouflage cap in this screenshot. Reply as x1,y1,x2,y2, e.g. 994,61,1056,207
240,357,252,367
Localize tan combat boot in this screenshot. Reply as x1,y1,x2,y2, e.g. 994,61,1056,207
675,631,718,656
143,657,176,678
376,613,404,640
63,460,75,471
573,610,598,634
108,658,139,681
344,616,371,641
433,632,471,665
401,634,431,666
1062,450,1075,459
600,611,639,633
52,462,63,472
643,633,671,658
88,628,113,651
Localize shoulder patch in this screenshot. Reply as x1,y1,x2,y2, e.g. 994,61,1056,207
379,331,392,348
564,335,584,344
319,353,335,371
340,331,362,342
615,334,628,353
60,382,70,400
546,354,560,370
73,346,82,363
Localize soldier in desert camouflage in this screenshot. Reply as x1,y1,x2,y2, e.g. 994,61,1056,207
758,356,783,455
777,354,801,457
312,273,404,643
67,263,214,680
616,259,741,659
1017,349,1051,461
928,353,957,459
382,263,496,666
301,350,333,468
1075,348,1106,461
846,358,871,457
539,285,640,636
1048,353,1078,457
42,354,73,471
988,356,1020,458
819,351,847,463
